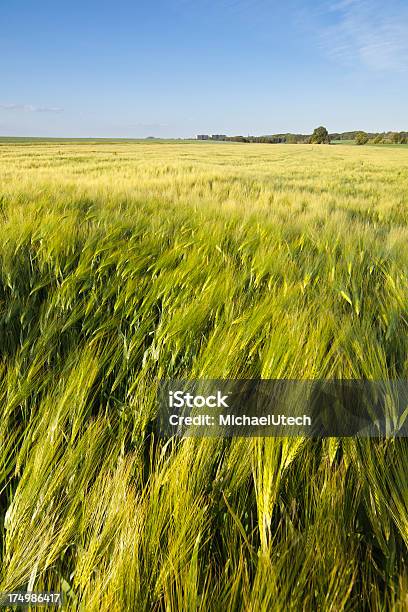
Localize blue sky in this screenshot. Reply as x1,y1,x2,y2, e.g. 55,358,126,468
1,0,407,137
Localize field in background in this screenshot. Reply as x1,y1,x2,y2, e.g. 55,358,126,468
0,141,408,610
331,139,355,145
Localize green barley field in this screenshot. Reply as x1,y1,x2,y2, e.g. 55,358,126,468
0,141,408,610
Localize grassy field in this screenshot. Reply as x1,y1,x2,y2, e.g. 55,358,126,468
0,141,407,610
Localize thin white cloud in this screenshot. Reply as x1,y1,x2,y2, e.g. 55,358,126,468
321,0,408,71
0,103,63,113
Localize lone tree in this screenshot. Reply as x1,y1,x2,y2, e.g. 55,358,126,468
355,131,369,145
310,126,330,144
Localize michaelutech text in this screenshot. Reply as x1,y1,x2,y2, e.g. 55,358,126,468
169,414,311,426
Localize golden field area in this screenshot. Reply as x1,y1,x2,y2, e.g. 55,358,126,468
0,140,408,610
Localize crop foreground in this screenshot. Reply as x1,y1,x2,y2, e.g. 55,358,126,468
0,141,408,610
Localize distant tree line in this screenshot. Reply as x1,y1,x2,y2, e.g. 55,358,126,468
225,134,310,144
363,132,407,145
334,131,408,145
223,129,408,145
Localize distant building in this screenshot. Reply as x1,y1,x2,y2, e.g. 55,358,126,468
197,134,209,140
211,135,227,141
